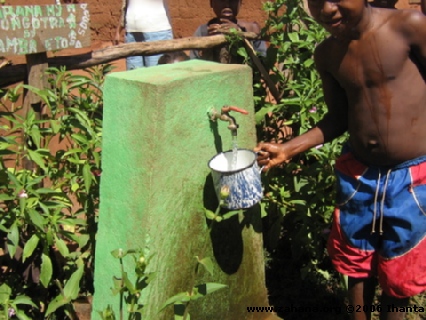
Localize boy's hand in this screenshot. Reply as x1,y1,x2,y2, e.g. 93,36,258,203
207,19,242,35
207,23,222,35
254,143,290,171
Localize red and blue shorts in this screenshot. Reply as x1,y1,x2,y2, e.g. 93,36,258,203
327,151,426,298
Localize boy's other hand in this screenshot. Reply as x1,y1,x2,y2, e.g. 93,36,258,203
254,143,290,171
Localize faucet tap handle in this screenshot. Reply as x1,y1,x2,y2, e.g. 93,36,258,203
221,105,249,115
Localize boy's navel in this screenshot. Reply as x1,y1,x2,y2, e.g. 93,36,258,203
367,140,379,149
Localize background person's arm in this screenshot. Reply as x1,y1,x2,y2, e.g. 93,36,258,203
189,25,207,59
163,0,173,26
114,0,127,45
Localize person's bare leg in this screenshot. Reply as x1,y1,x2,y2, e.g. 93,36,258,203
348,277,377,320
379,292,409,320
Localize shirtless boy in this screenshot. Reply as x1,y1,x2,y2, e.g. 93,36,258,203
255,1,426,319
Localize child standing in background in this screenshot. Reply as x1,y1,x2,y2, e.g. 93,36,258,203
115,0,173,69
190,0,266,63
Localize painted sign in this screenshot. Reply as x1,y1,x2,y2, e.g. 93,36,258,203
0,4,91,56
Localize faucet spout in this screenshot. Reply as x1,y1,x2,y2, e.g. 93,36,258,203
208,105,249,136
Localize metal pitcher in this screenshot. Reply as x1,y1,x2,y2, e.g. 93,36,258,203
208,149,263,209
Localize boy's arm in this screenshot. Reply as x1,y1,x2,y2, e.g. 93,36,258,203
279,48,349,156
402,10,426,68
163,0,172,25
189,25,207,59
243,21,267,56
255,43,348,170
237,21,261,34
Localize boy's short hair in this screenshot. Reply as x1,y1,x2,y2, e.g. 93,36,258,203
158,51,190,65
210,0,242,5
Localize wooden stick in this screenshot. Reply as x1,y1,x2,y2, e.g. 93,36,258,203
242,39,281,104
0,33,260,88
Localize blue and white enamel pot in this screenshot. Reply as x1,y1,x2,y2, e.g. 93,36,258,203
208,149,263,210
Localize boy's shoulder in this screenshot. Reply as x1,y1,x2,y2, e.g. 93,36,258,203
372,7,426,42
313,7,426,69
372,7,425,30
315,7,423,48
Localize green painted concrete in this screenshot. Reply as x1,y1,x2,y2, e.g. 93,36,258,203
92,60,274,320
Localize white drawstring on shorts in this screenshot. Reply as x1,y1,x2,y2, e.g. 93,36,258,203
371,169,392,235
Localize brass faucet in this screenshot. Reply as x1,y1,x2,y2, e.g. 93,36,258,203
208,105,249,136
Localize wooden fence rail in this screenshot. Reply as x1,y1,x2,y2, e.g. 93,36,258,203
0,32,260,88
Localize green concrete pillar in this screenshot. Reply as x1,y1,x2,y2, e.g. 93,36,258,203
92,60,276,320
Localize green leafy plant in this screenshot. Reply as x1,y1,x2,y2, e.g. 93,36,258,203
254,0,347,281
0,283,37,320
99,248,155,320
0,64,111,318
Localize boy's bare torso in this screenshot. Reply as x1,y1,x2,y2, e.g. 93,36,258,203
318,8,426,166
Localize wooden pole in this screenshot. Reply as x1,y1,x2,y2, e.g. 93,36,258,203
0,33,261,88
24,52,48,120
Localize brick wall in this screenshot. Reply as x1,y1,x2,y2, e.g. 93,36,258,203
3,0,267,47
2,0,421,53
